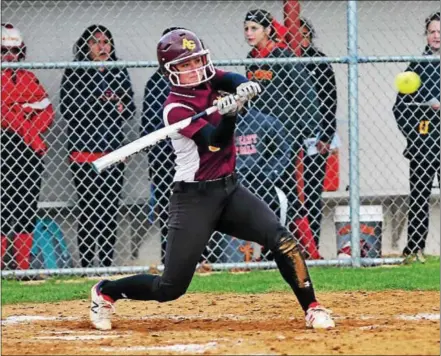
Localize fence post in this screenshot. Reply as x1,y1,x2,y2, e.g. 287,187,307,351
347,0,361,268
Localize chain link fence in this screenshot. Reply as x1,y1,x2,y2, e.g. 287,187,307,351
1,1,439,278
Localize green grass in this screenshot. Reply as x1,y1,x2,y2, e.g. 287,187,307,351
1,257,439,305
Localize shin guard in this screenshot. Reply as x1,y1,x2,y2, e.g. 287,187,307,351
273,235,317,311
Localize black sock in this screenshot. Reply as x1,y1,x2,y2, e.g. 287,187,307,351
100,274,160,302
273,236,317,312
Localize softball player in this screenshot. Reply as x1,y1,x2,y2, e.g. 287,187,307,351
89,29,335,331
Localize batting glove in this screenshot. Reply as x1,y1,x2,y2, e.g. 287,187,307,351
215,94,239,116
236,82,262,101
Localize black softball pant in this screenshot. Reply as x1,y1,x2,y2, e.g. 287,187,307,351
405,155,440,253
302,152,328,248
101,174,317,311
70,162,124,268
1,139,44,236
162,176,286,289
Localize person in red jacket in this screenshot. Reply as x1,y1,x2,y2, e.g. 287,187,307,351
1,23,55,270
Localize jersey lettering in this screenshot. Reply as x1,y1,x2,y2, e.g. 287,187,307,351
246,70,273,81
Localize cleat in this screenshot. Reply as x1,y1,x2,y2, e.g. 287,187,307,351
90,281,115,330
305,304,335,329
402,248,415,265
403,253,416,265
402,249,426,265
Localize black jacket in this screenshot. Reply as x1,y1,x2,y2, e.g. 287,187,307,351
246,45,322,152
392,46,440,160
301,46,338,144
60,66,136,153
236,108,290,179
140,70,175,176
60,25,136,153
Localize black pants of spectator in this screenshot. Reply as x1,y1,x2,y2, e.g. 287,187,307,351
242,172,282,214
1,134,44,270
405,155,440,254
279,159,306,221
71,162,124,268
151,167,174,264
1,136,44,236
303,152,328,248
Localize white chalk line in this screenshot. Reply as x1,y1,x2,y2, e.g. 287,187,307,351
100,342,217,353
396,313,439,321
1,315,80,325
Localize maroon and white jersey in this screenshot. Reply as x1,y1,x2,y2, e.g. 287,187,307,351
163,71,236,182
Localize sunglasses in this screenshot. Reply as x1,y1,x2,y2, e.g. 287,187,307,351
1,47,21,55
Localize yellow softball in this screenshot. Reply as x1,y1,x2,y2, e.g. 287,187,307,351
394,71,421,94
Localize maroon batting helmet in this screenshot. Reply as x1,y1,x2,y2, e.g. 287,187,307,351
156,29,215,87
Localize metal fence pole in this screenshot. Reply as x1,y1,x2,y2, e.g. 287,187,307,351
347,0,361,267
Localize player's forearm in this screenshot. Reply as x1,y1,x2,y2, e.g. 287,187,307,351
194,115,236,149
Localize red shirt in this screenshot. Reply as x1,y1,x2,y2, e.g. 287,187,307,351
1,69,54,155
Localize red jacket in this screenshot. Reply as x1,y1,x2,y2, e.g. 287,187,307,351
1,69,54,155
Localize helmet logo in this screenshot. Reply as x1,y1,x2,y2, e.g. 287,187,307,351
182,38,196,50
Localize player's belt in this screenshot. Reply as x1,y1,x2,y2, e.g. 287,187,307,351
173,172,238,192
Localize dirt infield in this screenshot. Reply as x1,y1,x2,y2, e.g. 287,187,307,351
1,291,439,355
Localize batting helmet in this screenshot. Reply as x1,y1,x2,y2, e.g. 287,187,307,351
156,29,215,87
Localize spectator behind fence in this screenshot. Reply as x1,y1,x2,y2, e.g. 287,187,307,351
60,24,136,268
1,23,55,270
235,108,291,260
392,11,440,264
140,27,180,264
298,17,338,249
243,9,322,259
